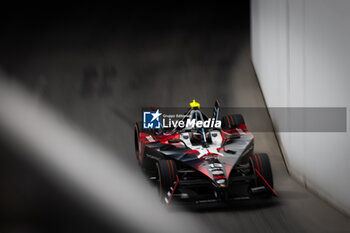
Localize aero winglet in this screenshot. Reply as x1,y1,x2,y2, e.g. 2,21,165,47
254,168,279,197
166,175,180,205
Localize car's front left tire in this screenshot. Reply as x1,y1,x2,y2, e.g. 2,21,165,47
156,159,177,203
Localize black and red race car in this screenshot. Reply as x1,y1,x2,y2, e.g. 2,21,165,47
134,100,277,204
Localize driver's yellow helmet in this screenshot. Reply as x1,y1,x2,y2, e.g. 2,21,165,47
190,99,200,109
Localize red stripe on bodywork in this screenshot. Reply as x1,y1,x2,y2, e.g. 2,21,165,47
217,148,228,152
204,149,221,157
222,129,251,134
185,150,200,155
225,164,233,178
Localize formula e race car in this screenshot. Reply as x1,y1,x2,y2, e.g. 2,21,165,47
134,100,277,204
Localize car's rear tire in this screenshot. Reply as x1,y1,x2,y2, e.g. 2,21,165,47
221,114,245,130
156,159,177,203
250,153,273,188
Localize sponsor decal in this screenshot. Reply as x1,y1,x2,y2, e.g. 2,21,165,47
163,118,221,128
212,170,224,175
143,109,221,129
208,162,225,176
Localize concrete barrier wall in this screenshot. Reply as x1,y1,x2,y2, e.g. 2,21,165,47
251,0,350,215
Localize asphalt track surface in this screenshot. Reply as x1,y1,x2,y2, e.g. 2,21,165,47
0,6,350,233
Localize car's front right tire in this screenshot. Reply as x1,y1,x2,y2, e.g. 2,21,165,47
249,153,274,189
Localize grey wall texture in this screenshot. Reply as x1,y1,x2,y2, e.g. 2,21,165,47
251,0,350,215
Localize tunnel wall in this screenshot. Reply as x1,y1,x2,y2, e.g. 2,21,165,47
251,0,350,215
